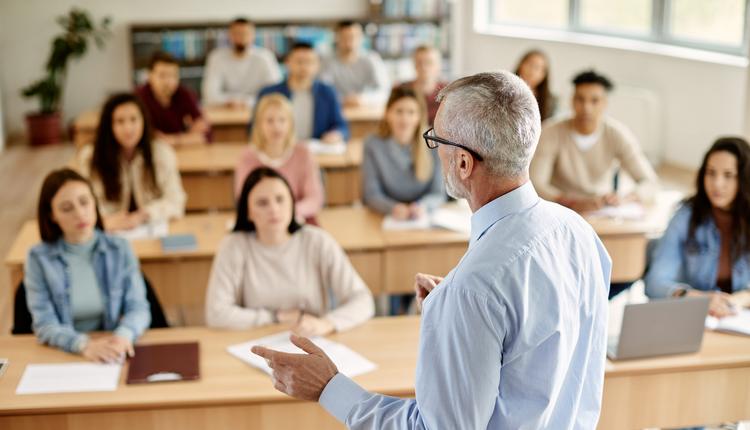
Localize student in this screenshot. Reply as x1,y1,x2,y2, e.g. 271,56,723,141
320,21,390,107
399,45,447,125
234,93,324,220
645,137,750,317
205,167,374,335
530,69,658,213
362,86,445,220
514,49,557,121
256,42,349,143
136,51,209,145
202,17,281,109
24,168,150,361
74,93,186,231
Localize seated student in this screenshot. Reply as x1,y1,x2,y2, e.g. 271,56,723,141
74,93,186,232
257,42,349,143
136,51,209,145
645,137,750,317
202,17,281,109
362,86,445,220
514,49,557,121
24,168,150,361
205,167,374,335
530,69,658,213
320,21,390,107
399,45,447,126
234,93,324,220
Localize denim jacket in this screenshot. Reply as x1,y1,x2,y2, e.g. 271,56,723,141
23,230,151,353
645,203,750,298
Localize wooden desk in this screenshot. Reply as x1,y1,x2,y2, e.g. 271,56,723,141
175,141,363,211
72,104,383,148
0,317,419,430
1,317,748,429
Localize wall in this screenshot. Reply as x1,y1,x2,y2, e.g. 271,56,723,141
457,0,748,169
0,0,366,141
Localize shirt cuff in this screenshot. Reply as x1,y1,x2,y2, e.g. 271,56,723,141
114,326,135,342
319,373,369,423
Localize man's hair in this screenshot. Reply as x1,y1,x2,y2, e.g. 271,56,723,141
436,71,541,178
572,70,614,92
148,51,178,70
336,20,360,31
230,17,252,26
284,40,315,59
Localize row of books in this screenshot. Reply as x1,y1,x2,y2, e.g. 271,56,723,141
372,23,448,58
379,0,447,18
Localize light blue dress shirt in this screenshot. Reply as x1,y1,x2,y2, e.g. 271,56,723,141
319,182,611,429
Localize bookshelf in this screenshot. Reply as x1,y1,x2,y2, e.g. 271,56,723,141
128,0,452,97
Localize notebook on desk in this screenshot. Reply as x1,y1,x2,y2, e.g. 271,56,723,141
126,342,200,384
706,309,750,336
160,234,197,252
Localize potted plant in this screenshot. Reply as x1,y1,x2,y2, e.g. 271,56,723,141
21,8,110,146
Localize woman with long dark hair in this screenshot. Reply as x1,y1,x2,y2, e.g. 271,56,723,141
514,50,557,121
24,168,150,360
74,92,186,231
205,167,374,335
645,137,750,317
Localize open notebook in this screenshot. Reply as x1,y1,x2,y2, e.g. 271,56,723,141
706,309,750,336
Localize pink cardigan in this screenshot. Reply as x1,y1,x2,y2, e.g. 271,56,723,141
234,144,324,219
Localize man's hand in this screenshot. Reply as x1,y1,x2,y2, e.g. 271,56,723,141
251,334,339,401
415,273,443,311
321,131,344,144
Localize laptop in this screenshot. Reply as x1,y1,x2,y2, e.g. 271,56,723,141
607,296,710,360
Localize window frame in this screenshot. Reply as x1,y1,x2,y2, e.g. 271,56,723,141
485,0,750,58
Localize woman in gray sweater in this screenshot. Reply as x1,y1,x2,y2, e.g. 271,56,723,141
362,86,445,219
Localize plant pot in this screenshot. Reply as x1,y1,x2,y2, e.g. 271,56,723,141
25,112,62,146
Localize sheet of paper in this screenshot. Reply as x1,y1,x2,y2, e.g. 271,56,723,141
587,202,645,220
382,213,431,231
430,202,472,235
228,331,377,378
306,139,347,155
16,362,122,395
113,220,169,241
705,308,750,336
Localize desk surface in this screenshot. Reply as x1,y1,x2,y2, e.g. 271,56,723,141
0,316,418,416
2,315,749,418
176,140,363,173
74,105,384,131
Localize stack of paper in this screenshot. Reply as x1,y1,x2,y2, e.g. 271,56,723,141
227,331,376,377
705,309,750,336
16,362,122,395
587,203,645,220
113,220,169,241
306,139,347,155
381,213,431,231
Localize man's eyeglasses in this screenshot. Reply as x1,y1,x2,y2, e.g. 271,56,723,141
422,127,484,162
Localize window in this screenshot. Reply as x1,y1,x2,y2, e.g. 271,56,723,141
486,0,749,56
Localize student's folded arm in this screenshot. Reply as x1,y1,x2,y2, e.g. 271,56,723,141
201,52,229,106
294,152,325,220
205,237,275,329
114,242,151,341
644,206,691,298
318,232,374,332
529,132,564,201
615,127,659,203
143,144,187,221
24,251,89,353
361,143,399,214
416,158,447,211
320,286,502,429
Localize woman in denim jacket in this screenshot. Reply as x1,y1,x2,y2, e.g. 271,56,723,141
24,168,151,362
645,137,750,318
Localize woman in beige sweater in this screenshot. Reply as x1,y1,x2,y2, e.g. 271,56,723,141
205,167,374,336
74,93,186,231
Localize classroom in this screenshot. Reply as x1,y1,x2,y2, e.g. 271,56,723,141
0,0,749,429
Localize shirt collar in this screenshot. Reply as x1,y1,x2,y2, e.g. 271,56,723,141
469,181,540,246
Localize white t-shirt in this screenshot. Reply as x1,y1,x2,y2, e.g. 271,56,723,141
292,89,315,140
201,46,281,107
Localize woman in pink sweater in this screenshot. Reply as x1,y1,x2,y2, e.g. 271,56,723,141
234,93,324,220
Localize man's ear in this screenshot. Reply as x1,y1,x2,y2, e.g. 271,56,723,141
458,151,474,181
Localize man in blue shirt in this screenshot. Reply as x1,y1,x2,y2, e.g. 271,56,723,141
253,71,611,429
